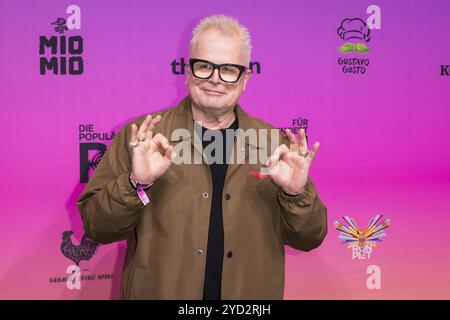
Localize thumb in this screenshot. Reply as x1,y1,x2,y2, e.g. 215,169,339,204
163,145,174,165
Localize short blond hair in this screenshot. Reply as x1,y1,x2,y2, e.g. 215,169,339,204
189,14,252,64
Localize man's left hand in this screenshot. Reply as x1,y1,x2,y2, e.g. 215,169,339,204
262,128,319,196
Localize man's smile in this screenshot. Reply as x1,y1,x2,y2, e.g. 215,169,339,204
202,88,225,96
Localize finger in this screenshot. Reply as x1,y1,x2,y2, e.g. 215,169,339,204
145,125,153,146
137,114,153,140
285,129,299,152
163,145,174,165
146,115,162,140
266,144,289,167
130,123,139,144
148,139,159,154
278,144,290,160
152,133,170,150
151,114,161,124
148,115,161,130
307,142,320,163
137,115,152,141
299,128,308,152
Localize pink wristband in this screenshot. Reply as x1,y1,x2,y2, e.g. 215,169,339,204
129,173,153,206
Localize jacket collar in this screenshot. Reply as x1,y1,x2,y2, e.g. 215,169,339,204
169,95,270,180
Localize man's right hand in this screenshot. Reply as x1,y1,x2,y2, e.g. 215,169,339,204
129,114,174,185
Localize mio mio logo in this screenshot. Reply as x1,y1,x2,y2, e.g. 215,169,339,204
39,5,83,75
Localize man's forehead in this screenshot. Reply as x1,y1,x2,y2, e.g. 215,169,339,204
191,30,246,64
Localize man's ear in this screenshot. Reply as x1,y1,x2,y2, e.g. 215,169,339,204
243,69,252,91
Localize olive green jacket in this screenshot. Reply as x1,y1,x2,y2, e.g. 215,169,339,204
77,95,327,299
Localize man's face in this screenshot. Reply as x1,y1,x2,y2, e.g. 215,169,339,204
187,30,251,113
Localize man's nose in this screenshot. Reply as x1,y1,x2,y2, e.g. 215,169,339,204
209,68,221,83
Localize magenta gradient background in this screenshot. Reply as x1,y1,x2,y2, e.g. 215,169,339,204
1,0,449,299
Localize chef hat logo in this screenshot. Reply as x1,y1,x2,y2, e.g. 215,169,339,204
337,18,371,42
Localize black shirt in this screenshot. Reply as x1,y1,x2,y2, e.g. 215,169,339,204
197,115,238,300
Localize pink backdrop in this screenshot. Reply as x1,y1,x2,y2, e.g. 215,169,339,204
1,0,449,299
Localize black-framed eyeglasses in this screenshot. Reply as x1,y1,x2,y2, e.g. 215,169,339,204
189,58,247,83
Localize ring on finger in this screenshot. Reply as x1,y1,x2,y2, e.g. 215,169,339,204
298,150,309,157
129,141,140,149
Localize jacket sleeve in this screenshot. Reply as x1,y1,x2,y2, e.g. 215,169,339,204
276,176,328,251
77,121,146,244
273,131,328,251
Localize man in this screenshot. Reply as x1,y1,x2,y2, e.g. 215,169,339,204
77,14,327,300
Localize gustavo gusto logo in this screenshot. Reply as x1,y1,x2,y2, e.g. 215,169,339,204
337,4,381,75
